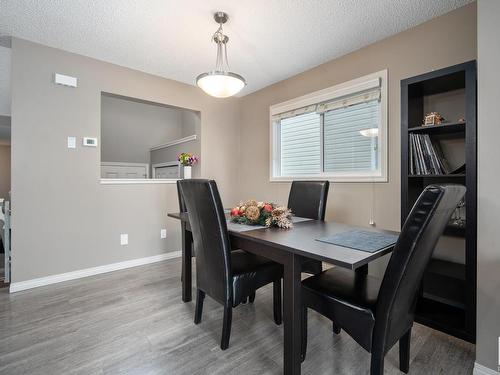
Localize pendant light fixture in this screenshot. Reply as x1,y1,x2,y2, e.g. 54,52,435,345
196,12,246,98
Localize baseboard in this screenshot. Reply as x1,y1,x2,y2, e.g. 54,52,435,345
9,251,181,293
474,363,500,375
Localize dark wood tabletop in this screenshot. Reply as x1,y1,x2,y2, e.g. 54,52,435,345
168,212,398,270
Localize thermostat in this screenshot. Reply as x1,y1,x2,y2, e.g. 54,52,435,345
83,137,98,147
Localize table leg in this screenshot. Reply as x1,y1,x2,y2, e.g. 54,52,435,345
181,222,193,302
356,264,368,276
283,253,302,375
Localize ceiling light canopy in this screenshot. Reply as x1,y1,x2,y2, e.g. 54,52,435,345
196,12,246,98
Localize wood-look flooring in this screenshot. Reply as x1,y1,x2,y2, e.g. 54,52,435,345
0,258,475,374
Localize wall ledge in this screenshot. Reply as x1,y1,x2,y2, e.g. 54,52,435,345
100,178,178,185
474,363,500,375
150,134,197,151
9,251,181,293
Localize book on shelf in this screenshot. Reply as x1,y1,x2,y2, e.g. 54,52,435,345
409,133,452,175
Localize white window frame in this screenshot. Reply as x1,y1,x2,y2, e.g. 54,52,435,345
269,70,388,183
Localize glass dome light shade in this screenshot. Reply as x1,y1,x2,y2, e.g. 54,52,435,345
196,71,246,98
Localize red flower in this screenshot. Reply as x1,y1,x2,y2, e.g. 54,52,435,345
230,208,240,217
263,204,273,213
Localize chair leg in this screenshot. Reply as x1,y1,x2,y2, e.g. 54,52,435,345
273,280,282,325
248,292,256,303
332,321,341,334
399,328,412,373
194,289,205,324
220,304,232,350
370,351,385,375
301,306,308,363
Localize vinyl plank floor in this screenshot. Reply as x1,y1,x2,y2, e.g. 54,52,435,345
0,258,475,375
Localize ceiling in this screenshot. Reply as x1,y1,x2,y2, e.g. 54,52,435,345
0,0,472,96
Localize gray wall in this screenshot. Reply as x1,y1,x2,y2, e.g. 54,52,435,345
10,38,240,283
0,145,10,200
476,0,500,371
238,4,477,278
0,115,10,144
101,95,184,164
0,46,10,116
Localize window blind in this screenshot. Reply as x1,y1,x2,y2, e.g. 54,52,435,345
280,112,321,176
323,99,379,173
316,88,380,113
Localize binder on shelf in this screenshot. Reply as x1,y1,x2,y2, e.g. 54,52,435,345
409,133,451,175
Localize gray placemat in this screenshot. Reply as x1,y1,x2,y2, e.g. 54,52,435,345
316,229,399,253
227,216,312,232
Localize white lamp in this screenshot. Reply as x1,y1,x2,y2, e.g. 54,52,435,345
196,12,246,98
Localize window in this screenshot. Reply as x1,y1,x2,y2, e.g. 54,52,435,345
270,70,387,182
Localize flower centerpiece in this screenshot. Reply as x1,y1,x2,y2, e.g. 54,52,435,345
230,200,293,229
178,152,199,179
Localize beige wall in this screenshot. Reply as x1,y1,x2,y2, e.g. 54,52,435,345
0,145,10,200
238,3,477,275
476,0,500,371
10,38,240,283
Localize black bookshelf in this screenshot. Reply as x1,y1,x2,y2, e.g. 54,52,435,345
401,61,476,343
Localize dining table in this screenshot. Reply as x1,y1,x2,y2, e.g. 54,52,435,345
168,211,398,375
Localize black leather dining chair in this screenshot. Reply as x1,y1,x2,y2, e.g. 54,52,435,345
177,180,189,282
288,181,330,275
300,184,466,375
178,179,283,350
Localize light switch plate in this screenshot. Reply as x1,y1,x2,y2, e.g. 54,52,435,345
83,137,98,147
120,234,128,246
161,229,167,239
67,137,76,149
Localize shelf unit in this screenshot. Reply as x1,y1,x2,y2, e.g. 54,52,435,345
401,61,476,343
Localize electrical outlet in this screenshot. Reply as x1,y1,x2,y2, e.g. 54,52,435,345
160,229,167,239
120,233,128,245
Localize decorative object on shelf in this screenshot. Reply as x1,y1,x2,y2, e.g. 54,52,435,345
449,198,466,229
178,152,199,179
230,200,293,229
196,12,246,98
423,112,445,126
458,117,465,123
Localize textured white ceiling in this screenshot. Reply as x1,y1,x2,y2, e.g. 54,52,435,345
0,0,472,96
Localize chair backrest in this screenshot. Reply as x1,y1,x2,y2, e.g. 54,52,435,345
178,179,232,305
176,180,187,213
287,181,330,220
373,184,466,352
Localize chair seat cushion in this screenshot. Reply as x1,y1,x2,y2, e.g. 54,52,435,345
302,267,382,351
231,250,282,306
